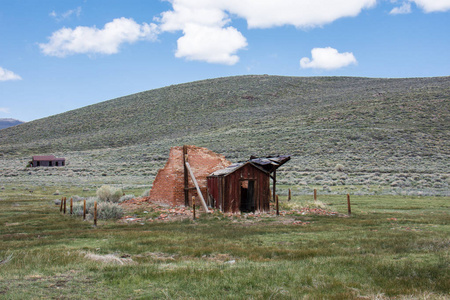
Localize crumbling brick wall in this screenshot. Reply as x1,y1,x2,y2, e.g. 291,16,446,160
149,145,232,207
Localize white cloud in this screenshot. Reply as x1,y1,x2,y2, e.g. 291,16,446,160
175,24,247,65
0,67,22,81
0,107,11,114
390,0,450,13
159,0,376,65
412,0,450,12
300,47,357,70
390,2,412,14
50,7,82,21
39,17,159,57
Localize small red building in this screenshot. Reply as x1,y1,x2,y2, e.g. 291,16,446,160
207,155,290,213
31,155,65,167
208,162,271,213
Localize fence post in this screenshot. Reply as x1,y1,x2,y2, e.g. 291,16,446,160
276,195,279,216
83,199,86,220
314,189,317,202
192,196,196,220
63,197,66,214
94,201,97,226
288,189,291,201
347,194,351,216
60,197,63,212
70,198,73,215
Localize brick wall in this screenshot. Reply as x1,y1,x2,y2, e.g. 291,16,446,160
149,145,232,207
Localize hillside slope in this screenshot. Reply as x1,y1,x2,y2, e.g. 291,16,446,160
0,75,449,194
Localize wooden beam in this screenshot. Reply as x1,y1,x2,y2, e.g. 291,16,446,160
185,161,209,213
183,145,189,206
272,170,276,204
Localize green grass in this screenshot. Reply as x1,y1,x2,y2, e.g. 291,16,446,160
1,185,449,299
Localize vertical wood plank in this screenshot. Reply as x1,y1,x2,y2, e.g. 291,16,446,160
192,196,196,220
347,194,352,216
94,201,97,226
276,194,279,216
83,199,86,220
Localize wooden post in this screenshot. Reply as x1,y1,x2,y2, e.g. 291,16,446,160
83,199,86,220
60,197,63,212
94,201,97,226
272,170,277,204
70,198,73,215
288,189,291,201
347,194,351,216
276,195,279,216
314,189,317,202
183,145,189,207
63,197,66,214
192,196,196,220
185,161,209,213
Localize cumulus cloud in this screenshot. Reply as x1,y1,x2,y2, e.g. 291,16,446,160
159,0,376,65
0,67,22,81
39,17,159,57
175,24,247,65
300,47,357,70
390,2,412,14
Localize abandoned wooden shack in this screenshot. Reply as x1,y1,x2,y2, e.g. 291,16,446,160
30,155,65,167
207,155,291,213
148,145,290,213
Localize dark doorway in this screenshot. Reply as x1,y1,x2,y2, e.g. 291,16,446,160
240,180,255,212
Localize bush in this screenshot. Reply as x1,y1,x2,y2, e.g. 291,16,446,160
97,202,124,220
96,185,123,203
72,197,123,219
72,197,97,216
335,163,345,172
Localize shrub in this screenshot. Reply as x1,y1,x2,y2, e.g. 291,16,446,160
96,185,123,203
97,202,124,220
335,163,345,172
72,197,97,216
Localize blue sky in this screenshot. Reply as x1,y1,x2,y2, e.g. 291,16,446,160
1,0,449,122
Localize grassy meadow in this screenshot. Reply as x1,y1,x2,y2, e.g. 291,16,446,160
0,184,448,299
0,75,448,298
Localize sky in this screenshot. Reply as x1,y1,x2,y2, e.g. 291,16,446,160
0,0,449,122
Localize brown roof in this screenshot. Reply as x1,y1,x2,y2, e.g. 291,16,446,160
32,155,65,161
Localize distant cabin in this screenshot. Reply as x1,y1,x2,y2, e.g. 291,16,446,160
31,155,65,167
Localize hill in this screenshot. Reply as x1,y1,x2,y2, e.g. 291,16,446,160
0,118,24,130
0,75,449,195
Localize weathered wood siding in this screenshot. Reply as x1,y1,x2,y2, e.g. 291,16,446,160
207,163,270,213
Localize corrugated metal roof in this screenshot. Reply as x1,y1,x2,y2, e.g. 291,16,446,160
209,155,290,177
249,155,290,173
